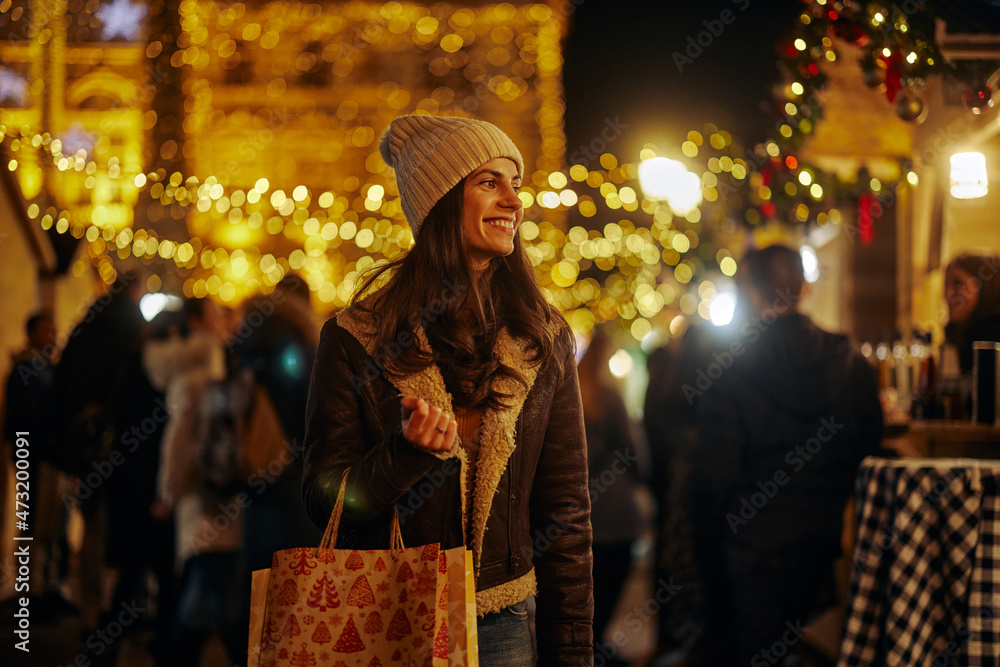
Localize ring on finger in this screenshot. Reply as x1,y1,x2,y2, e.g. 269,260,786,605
435,426,447,433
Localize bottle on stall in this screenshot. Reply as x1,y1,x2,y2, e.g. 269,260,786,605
892,331,911,416
911,331,938,420
874,330,898,418
938,341,965,420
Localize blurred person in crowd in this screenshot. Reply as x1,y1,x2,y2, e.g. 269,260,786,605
233,274,322,572
578,328,649,666
4,312,76,622
101,308,177,665
51,273,145,633
943,253,1000,374
303,115,593,666
643,323,728,662
145,297,247,667
688,245,883,665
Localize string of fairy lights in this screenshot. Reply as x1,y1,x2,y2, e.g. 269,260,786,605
2,118,745,341
2,0,971,342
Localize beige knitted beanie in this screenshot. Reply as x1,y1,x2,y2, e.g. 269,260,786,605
379,115,524,237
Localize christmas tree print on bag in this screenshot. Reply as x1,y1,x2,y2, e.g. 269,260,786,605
257,543,456,665
247,468,478,666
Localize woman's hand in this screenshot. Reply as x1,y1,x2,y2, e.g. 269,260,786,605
401,395,457,453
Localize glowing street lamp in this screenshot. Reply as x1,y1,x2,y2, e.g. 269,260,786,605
950,152,988,199
638,156,703,214
638,157,684,198
139,292,182,321
709,292,737,327
608,349,634,378
800,245,820,283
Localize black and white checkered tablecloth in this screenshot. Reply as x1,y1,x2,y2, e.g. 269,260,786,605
839,457,1000,666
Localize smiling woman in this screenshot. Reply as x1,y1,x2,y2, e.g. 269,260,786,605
302,115,594,666
462,158,524,268
944,253,1000,373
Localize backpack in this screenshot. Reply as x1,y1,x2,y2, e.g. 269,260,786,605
197,367,256,500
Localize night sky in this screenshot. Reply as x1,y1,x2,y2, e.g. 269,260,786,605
562,0,804,162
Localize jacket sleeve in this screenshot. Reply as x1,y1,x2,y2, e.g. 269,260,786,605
530,341,594,666
301,319,450,533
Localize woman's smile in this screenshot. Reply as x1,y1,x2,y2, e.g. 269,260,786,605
462,157,523,267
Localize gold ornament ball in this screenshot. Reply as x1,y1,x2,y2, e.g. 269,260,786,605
896,92,925,123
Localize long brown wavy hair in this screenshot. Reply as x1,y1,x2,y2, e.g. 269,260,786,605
352,178,569,410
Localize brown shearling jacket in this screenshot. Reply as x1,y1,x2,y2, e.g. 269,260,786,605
302,307,594,666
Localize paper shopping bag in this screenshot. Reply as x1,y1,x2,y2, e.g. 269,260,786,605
248,469,477,666
439,546,478,665
248,568,271,666
259,543,446,666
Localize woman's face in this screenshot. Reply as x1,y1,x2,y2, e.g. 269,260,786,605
461,158,523,269
945,264,981,324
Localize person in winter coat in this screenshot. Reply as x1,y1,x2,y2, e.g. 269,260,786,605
4,312,75,621
577,328,649,665
145,297,247,667
232,275,322,573
303,114,594,667
688,244,883,665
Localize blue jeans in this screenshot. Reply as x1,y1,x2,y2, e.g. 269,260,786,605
478,599,534,667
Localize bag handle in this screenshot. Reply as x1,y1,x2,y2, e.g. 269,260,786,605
317,468,405,557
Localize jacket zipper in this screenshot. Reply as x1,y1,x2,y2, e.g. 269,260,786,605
508,435,519,574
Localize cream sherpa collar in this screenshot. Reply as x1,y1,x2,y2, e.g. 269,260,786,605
335,305,539,581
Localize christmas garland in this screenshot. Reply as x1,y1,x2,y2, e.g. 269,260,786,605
741,0,999,240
